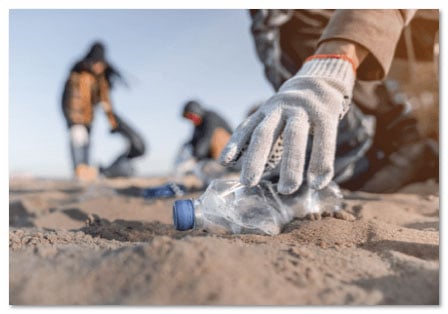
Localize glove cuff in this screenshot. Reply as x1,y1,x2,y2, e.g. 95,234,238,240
305,54,357,74
298,55,356,87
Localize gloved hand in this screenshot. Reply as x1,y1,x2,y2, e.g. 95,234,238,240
220,55,356,194
107,112,119,133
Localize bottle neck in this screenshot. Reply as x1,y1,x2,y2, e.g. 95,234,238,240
192,199,204,228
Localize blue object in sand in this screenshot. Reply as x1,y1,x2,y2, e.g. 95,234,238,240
142,182,187,200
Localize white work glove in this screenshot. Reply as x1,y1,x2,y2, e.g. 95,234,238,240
220,56,356,194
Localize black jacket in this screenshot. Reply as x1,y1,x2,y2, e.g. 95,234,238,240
190,110,232,159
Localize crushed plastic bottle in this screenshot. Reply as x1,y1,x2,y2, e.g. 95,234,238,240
173,179,343,235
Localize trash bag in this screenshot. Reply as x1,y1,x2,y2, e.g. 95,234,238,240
100,113,147,178
333,105,376,184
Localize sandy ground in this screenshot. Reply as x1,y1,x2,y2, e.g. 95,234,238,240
9,175,439,305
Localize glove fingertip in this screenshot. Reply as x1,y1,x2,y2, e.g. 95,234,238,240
307,172,333,190
241,171,261,187
219,143,238,165
278,181,301,195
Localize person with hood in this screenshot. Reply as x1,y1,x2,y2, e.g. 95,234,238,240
141,100,234,200
182,100,233,161
61,41,146,180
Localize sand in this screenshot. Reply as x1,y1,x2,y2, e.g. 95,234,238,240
9,176,439,305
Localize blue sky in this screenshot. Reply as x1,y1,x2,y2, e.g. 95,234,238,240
9,9,274,178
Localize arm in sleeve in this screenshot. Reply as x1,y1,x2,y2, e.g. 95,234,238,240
318,9,417,80
192,119,215,160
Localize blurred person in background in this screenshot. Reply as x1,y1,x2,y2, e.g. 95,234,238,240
177,100,235,184
174,100,237,184
142,100,235,200
182,100,233,162
61,41,146,181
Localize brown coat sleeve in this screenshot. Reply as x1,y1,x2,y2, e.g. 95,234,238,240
318,9,417,80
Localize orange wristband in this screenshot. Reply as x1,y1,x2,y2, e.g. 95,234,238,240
305,54,357,74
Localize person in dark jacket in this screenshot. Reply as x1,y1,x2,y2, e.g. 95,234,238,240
61,41,145,180
182,100,233,161
140,100,233,199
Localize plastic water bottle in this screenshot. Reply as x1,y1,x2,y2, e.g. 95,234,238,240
173,179,343,235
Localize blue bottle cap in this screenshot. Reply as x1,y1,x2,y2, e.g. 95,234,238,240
173,199,195,231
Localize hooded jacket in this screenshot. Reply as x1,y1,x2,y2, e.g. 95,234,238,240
183,101,233,160
61,42,122,129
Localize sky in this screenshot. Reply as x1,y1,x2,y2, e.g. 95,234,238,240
9,9,274,178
